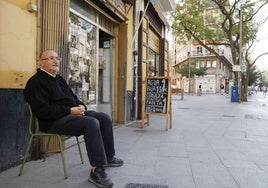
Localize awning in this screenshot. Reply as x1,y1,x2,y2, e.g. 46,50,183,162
99,0,128,21
150,1,170,28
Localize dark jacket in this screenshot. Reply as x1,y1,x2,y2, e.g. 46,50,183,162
24,69,86,131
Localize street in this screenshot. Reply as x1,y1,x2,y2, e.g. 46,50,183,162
1,93,268,188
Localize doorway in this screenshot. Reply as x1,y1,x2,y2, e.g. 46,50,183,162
98,30,114,118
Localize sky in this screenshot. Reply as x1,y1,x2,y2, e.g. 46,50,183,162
252,4,268,71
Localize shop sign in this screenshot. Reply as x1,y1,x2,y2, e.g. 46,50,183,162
232,65,247,72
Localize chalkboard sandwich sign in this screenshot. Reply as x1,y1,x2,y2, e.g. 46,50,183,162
142,76,172,130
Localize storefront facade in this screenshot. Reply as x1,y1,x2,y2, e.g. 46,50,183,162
0,0,129,171
0,0,174,171
136,0,170,119
69,0,118,118
37,0,128,121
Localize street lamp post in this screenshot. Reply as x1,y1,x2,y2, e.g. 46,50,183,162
188,52,191,95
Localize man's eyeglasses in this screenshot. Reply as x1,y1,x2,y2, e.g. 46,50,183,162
41,56,61,62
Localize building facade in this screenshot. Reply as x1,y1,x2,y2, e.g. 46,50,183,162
0,0,174,171
170,39,233,94
169,3,234,95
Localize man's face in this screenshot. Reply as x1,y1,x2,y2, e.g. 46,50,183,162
39,50,60,75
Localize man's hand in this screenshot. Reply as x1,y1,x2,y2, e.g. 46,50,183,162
71,105,85,116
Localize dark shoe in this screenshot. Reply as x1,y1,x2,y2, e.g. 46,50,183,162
105,157,124,167
88,167,113,188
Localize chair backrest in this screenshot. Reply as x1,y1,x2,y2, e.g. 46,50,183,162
27,104,34,136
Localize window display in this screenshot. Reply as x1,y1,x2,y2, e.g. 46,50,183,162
69,13,97,105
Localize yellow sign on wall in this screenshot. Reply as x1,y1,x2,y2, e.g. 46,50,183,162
0,71,34,88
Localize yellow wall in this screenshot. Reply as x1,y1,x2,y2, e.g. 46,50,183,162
0,0,37,88
126,5,134,91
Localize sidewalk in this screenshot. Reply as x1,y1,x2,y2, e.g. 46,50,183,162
1,93,268,188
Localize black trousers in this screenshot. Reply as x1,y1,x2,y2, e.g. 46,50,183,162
47,110,115,167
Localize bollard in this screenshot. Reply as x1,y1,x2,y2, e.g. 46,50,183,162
181,89,184,100
197,89,201,96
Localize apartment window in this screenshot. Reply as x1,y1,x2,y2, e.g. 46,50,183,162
205,49,211,55
207,61,211,68
200,61,205,67
212,60,217,67
197,46,203,55
196,61,200,68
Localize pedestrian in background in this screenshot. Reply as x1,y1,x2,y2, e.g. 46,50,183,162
198,83,202,96
24,49,123,188
263,86,267,97
220,83,225,95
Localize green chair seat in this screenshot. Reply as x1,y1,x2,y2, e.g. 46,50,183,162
18,104,84,179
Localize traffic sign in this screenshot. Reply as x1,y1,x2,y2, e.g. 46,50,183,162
232,65,247,72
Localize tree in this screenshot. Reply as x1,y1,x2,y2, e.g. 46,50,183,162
175,61,208,94
175,62,208,78
256,71,268,90
172,0,268,101
248,65,262,86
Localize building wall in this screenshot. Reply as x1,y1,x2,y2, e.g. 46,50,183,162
125,4,136,122
0,0,37,89
170,36,234,94
195,75,216,93
126,4,134,91
0,0,173,171
136,0,170,119
0,0,37,172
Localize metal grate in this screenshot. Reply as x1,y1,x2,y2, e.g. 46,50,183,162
125,183,168,188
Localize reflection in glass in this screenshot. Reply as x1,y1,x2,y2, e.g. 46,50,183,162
68,13,97,105
148,49,159,76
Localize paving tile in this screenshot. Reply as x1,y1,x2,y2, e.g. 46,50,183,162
2,94,268,188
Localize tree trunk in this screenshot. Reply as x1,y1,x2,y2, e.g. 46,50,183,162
241,73,248,102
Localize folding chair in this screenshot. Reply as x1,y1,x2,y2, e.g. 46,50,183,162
19,104,84,179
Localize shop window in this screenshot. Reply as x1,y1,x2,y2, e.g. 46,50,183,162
148,49,159,76
143,18,148,29
146,28,160,77
69,13,97,105
143,31,148,43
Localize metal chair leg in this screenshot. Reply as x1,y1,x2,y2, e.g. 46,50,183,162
19,135,34,176
19,134,84,179
57,135,67,179
76,137,84,164
43,136,52,162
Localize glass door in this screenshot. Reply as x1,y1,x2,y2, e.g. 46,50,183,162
98,30,114,117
